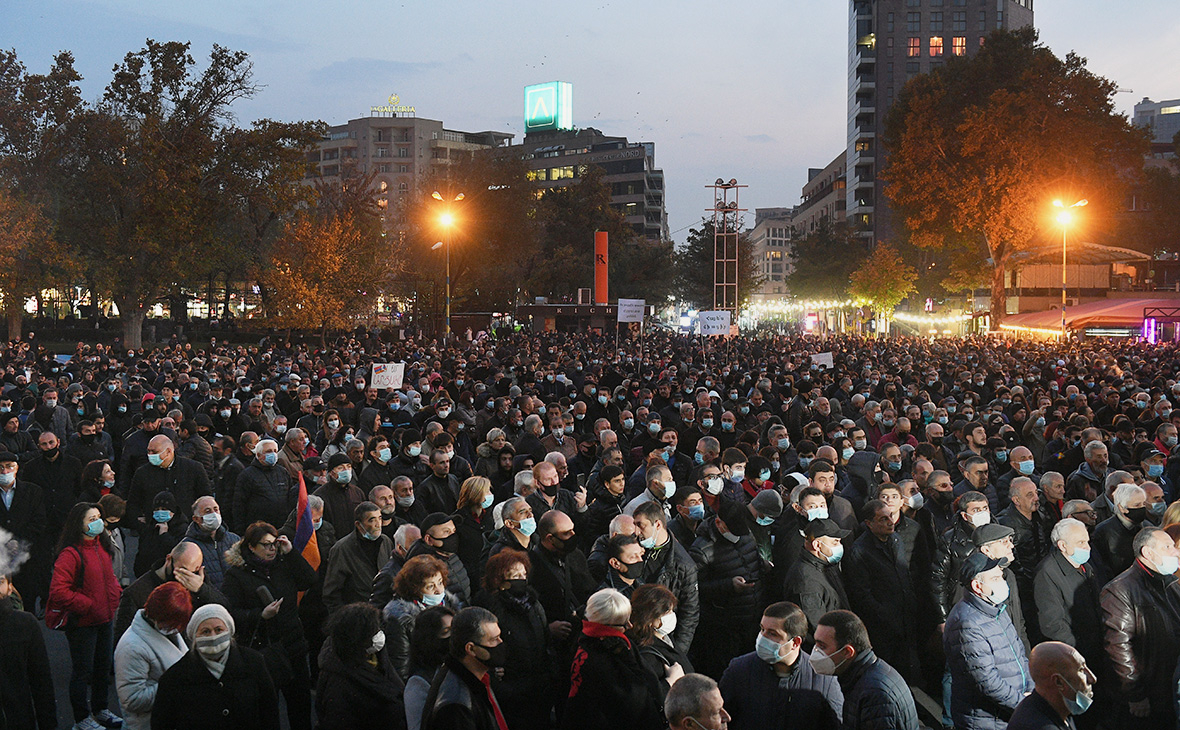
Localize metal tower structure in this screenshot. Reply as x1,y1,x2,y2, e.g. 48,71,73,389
708,178,747,316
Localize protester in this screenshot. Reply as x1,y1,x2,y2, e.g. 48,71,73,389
113,582,191,730
1007,641,1096,730
421,606,508,730
316,602,407,730
664,673,731,730
403,605,455,730
0,567,56,730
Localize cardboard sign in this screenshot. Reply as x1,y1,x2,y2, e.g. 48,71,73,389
370,362,405,391
617,299,646,323
699,310,732,336
813,352,834,369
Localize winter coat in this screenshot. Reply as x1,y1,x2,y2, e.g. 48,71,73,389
0,479,46,548
843,530,917,677
691,519,764,624
416,473,461,516
718,650,843,730
311,480,365,540
114,570,228,647
323,530,393,612
1100,559,1180,710
835,649,921,730
473,587,553,730
314,640,407,730
114,609,188,730
636,636,694,706
381,593,459,679
20,452,82,530
0,599,55,730
639,536,700,653
125,457,210,525
232,461,293,533
180,522,240,590
930,517,977,622
844,451,880,515
421,657,502,730
944,591,1032,730
135,513,188,576
150,644,278,730
405,540,471,607
562,622,665,730
783,550,849,640
49,538,122,626
452,508,492,590
1091,514,1139,586
1033,548,1104,667
221,540,317,662
1006,689,1074,730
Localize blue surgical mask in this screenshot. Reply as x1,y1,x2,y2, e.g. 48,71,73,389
623,418,634,430
639,535,656,549
687,504,706,520
825,543,844,564
759,470,771,482
798,457,812,469
1069,547,1091,565
1151,501,1167,516
755,634,784,664
420,591,444,607
263,452,278,467
694,452,705,465
994,450,1008,463
85,518,105,537
1017,460,1035,475
377,447,392,463
516,517,537,536
886,460,902,472
755,515,774,527
777,437,790,451
807,507,829,521
842,447,854,461
153,510,172,523
312,518,323,530
1061,677,1093,715
649,423,661,434
1148,463,1165,478
148,453,165,467
480,493,495,510
408,445,422,457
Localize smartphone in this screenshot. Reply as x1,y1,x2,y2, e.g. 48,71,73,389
256,586,276,605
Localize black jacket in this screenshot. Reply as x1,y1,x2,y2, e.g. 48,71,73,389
1091,515,1139,586
998,506,1050,589
452,508,493,590
311,481,365,541
151,644,279,730
1100,560,1180,708
562,623,665,730
473,587,554,730
221,542,317,660
0,600,56,730
126,456,211,525
233,461,293,533
835,649,921,730
718,650,843,730
114,570,228,645
930,517,978,622
314,640,407,730
134,513,189,576
422,657,503,730
783,550,849,640
639,536,700,653
20,452,82,528
324,531,393,612
416,473,461,515
1033,548,1103,666
844,530,917,678
0,479,46,548
1006,689,1074,730
213,454,245,529
691,519,765,624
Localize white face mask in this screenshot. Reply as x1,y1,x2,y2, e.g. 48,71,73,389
983,578,1010,605
969,511,991,528
808,646,845,675
657,612,677,636
367,630,386,655
705,477,723,496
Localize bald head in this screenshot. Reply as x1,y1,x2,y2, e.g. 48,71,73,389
148,434,175,467
1029,641,1082,686
168,541,203,573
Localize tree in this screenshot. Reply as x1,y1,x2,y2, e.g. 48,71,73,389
785,217,867,300
881,28,1148,326
848,243,917,333
0,187,76,339
674,218,763,310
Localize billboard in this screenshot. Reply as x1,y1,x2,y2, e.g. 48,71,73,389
525,82,573,132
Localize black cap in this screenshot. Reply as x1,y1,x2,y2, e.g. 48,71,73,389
400,429,422,446
971,523,1015,548
805,517,851,540
959,550,1005,587
420,512,454,533
717,499,751,536
194,413,213,428
0,451,18,464
302,456,326,472
327,453,351,470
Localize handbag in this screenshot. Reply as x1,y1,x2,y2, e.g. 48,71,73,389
45,546,84,630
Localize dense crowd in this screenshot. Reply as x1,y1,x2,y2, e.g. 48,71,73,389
3,330,1180,730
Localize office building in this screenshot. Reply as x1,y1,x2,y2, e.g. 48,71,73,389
846,0,1034,244
794,152,847,235
748,207,796,302
1133,97,1180,157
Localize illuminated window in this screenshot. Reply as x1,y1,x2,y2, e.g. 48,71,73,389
1161,106,1180,115
551,165,575,180
952,36,966,55
907,37,920,57
930,37,943,56
526,169,548,181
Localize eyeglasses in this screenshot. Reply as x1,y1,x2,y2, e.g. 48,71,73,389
256,541,278,550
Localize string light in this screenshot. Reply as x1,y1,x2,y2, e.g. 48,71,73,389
891,312,973,326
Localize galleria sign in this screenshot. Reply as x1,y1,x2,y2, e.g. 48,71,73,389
371,94,416,115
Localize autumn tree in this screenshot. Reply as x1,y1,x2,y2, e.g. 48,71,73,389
0,188,76,339
848,243,918,334
785,217,868,300
881,27,1148,326
674,218,763,310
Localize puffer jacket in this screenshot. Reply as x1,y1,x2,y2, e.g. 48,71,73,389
719,650,843,730
843,530,917,676
1090,514,1139,585
929,517,977,621
639,537,700,653
220,540,317,661
1100,559,1180,708
782,550,849,639
473,587,554,730
383,593,460,679
836,649,920,730
48,538,122,626
114,609,188,730
690,519,764,622
231,461,293,533
843,451,880,515
944,591,1031,730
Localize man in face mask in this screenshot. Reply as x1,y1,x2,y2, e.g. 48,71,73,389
600,533,644,599
930,490,990,631
113,541,225,645
625,463,675,518
944,551,1032,729
1091,483,1147,585
322,501,392,613
127,433,211,529
179,496,239,591
783,518,850,647
312,453,364,539
422,607,506,730
1008,641,1096,730
405,513,471,606
717,601,843,729
528,509,593,652
812,609,920,729
1100,526,1180,723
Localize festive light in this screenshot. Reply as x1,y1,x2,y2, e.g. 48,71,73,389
891,311,973,326
998,323,1065,338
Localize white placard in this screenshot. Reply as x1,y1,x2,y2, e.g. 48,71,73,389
617,299,646,323
370,362,405,391
699,310,732,336
813,352,834,369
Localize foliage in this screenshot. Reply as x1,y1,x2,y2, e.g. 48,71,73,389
881,27,1148,325
849,243,918,319
785,217,867,299
674,218,763,310
0,187,77,338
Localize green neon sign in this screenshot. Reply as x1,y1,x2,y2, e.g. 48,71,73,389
524,82,573,132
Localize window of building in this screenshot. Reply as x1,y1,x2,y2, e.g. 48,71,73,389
953,0,965,5
906,61,921,74
906,0,920,6
977,10,987,30
930,11,943,30
550,165,575,180
398,182,408,192
886,37,894,56
377,164,389,173
996,10,1003,26
952,36,967,55
952,11,966,30
907,37,920,56
907,12,921,30
887,12,894,31
929,0,942,5
527,169,548,181
397,148,408,158
399,165,409,173
929,36,944,56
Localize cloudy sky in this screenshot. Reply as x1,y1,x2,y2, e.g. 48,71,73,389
6,0,1179,244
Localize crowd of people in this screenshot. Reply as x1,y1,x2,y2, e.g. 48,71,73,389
2,329,1180,730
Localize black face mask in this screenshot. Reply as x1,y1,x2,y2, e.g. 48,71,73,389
433,533,460,555
1126,506,1148,524
930,436,943,447
504,578,529,597
548,533,576,556
477,642,508,669
932,490,955,506
615,560,644,580
542,482,559,498
42,446,59,459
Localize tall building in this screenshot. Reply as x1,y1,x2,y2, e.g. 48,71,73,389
492,82,669,241
793,152,847,236
846,0,1034,244
748,207,796,302
1133,97,1180,156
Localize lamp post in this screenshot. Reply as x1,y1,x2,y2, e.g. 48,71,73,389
1052,198,1088,338
431,191,464,341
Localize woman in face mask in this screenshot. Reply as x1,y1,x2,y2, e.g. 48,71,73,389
114,582,192,730
315,602,406,730
134,490,186,577
471,550,555,729
452,477,496,588
151,603,279,730
220,521,318,730
382,555,453,679
628,584,691,705
403,605,456,730
47,502,125,730
316,409,344,455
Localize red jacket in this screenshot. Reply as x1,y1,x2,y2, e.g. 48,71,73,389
48,538,122,627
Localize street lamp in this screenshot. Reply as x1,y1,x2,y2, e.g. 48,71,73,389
431,191,464,340
1052,198,1088,337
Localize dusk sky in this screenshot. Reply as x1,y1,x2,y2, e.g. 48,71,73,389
7,0,1179,245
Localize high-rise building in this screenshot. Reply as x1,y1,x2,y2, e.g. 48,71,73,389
846,0,1034,244
793,152,847,236
1133,97,1180,155
748,207,796,301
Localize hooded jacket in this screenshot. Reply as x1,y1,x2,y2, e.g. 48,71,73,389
114,609,188,730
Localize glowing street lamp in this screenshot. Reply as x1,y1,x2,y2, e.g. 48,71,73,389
432,191,464,340
1052,198,1088,337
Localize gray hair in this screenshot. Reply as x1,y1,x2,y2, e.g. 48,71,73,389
501,496,528,521
584,588,630,625
545,451,567,467
253,438,278,456
1084,440,1108,459
307,494,324,512
284,428,304,444
392,523,420,551
345,437,365,451
665,673,719,726
1062,499,1091,519
513,470,534,495
1104,470,1132,492
1040,471,1063,489
1113,483,1146,510
524,414,542,432
598,429,616,445
1050,517,1086,545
